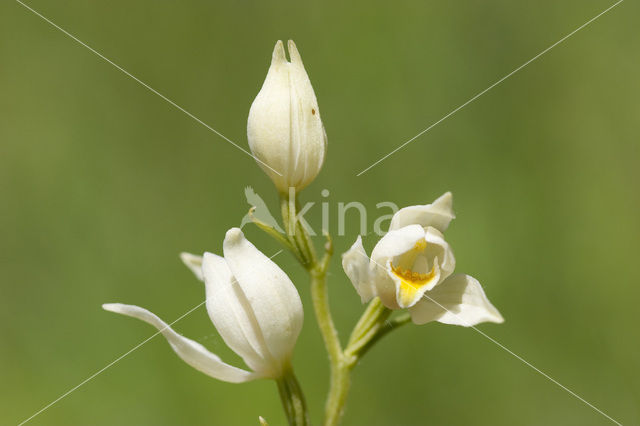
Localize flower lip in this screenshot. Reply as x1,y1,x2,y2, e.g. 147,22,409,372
387,244,442,308
390,263,437,286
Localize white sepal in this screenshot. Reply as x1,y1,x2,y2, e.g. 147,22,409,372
102,303,257,383
223,228,303,367
180,252,204,281
201,252,273,374
341,236,375,302
408,274,504,326
389,192,455,232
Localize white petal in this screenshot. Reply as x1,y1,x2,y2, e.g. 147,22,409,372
389,192,455,232
180,252,204,281
423,227,456,283
370,224,426,267
408,274,504,326
102,303,257,383
223,228,303,366
341,236,375,303
201,252,273,374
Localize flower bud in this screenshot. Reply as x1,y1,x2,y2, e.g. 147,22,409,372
248,40,327,193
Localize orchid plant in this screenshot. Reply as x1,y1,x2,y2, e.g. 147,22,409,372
104,40,503,426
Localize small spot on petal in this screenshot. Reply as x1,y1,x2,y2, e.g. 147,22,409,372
311,109,316,115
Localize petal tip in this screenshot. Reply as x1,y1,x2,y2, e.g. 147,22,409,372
287,40,302,64
225,227,245,244
493,311,505,324
181,252,205,281
271,40,287,64
341,235,364,259
180,251,200,264
436,191,453,207
102,303,121,313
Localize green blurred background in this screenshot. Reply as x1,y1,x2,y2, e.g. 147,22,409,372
1,0,639,424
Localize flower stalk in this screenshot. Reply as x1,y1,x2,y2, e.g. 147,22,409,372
310,261,349,426
281,192,345,424
347,311,411,362
274,192,408,426
276,365,309,426
280,194,315,268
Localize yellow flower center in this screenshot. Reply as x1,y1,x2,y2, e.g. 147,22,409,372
390,239,437,307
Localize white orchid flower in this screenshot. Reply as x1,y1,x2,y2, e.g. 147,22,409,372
103,228,304,382
342,192,503,326
247,40,327,193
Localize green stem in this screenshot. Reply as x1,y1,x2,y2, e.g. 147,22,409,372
280,196,313,267
348,312,411,361
310,267,350,426
276,366,309,426
276,192,411,426
347,298,388,347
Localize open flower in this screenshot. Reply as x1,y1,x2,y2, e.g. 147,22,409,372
342,192,503,326
247,40,327,193
103,228,303,382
